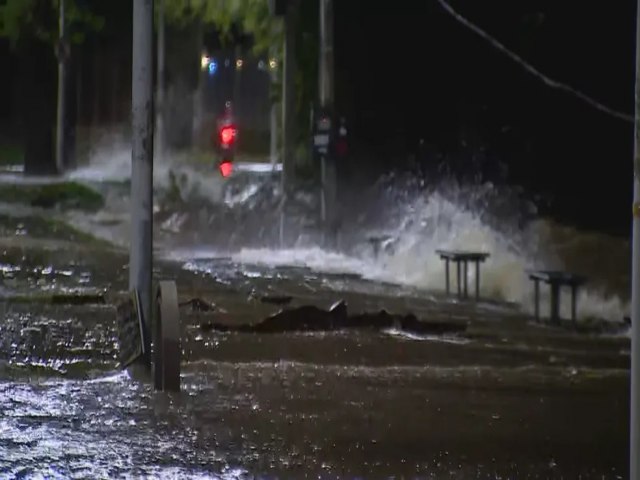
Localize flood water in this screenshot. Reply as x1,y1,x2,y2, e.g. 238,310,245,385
0,149,633,478
0,249,630,479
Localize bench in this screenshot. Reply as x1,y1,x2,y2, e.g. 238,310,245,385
527,270,587,325
435,249,490,300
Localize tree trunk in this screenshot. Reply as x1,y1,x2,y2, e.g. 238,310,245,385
64,44,78,170
19,37,57,176
165,22,200,151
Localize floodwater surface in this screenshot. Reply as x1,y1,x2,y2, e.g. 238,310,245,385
0,250,630,479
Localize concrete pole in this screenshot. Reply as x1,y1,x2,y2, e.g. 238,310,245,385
55,0,66,174
319,0,337,247
156,0,165,162
631,2,640,477
131,0,155,357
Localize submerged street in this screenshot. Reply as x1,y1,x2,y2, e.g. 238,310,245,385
0,183,631,477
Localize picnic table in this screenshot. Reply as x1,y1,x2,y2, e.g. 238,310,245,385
527,270,587,325
435,249,491,300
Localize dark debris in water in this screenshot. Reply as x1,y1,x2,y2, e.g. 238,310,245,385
5,291,106,306
179,297,216,312
200,300,466,337
259,295,293,306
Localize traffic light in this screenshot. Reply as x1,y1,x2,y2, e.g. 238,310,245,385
215,103,238,178
216,124,237,178
218,159,233,178
219,125,237,147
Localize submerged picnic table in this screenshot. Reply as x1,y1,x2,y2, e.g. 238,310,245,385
527,270,587,325
436,249,491,300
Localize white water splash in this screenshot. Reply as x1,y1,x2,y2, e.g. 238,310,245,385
62,139,630,324
233,186,629,324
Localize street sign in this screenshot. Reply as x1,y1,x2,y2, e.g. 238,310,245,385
116,289,147,369
312,108,333,158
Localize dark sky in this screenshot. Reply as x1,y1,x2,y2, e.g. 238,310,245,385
334,1,636,234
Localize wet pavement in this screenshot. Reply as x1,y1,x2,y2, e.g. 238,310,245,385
0,236,631,479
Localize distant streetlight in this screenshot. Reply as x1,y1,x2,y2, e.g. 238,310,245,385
269,58,278,70
236,58,244,69
200,54,210,71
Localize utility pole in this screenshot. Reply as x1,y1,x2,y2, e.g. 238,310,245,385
631,2,640,478
282,0,297,192
278,0,298,246
156,0,165,162
131,0,155,358
319,0,338,247
55,0,67,174
270,49,278,168
233,44,242,113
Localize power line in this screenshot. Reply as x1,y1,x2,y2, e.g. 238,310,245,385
435,0,633,123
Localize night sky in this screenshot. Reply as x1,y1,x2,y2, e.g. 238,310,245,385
0,0,636,234
335,0,636,235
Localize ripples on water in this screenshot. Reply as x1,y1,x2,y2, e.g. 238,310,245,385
0,359,628,479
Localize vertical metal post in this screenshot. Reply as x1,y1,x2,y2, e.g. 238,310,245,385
270,102,278,167
156,0,165,162
319,0,338,248
630,1,640,477
131,0,155,360
233,45,242,111
55,0,66,174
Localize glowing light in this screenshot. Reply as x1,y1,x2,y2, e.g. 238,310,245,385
269,58,277,69
219,160,233,177
219,125,237,146
258,60,265,70
235,58,243,69
208,59,217,75
201,54,210,71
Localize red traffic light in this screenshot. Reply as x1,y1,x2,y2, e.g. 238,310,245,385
219,125,237,146
219,159,233,178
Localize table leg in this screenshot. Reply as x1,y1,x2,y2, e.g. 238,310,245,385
463,261,468,298
445,259,450,295
475,261,480,301
550,283,561,324
456,261,461,297
571,284,577,327
534,279,540,322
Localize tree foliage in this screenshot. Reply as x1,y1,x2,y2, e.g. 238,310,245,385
0,0,104,48
164,0,283,56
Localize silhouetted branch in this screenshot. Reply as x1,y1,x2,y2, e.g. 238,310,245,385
435,0,633,123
